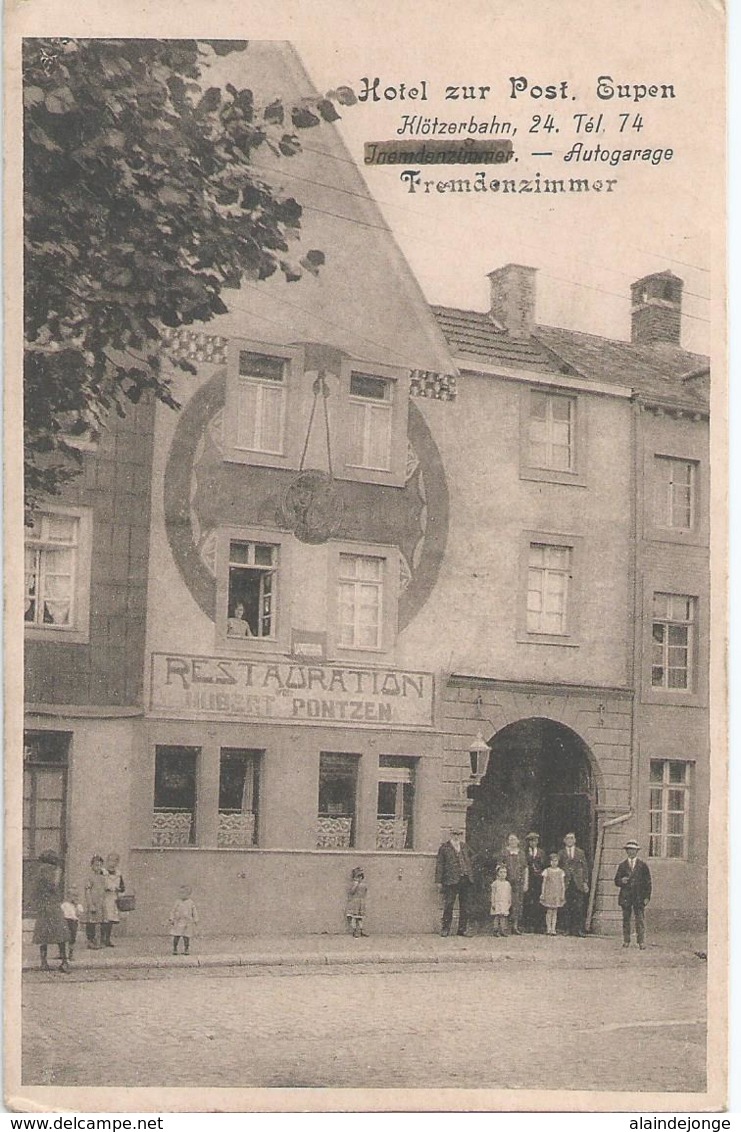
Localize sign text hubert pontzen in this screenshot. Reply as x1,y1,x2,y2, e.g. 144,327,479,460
150,654,435,729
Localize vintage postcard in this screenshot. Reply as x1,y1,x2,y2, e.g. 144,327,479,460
4,0,727,1114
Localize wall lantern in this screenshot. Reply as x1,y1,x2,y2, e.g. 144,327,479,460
469,731,492,785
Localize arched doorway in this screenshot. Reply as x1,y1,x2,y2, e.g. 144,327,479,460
466,718,598,922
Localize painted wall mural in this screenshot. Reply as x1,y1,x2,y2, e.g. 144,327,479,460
163,370,449,632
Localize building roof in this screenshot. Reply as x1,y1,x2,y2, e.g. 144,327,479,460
432,305,709,410
186,43,455,377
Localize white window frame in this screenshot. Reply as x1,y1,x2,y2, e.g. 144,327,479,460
651,592,696,692
216,526,292,652
520,386,586,487
224,339,304,469
649,759,690,860
347,372,393,472
518,530,582,646
526,542,572,636
337,359,410,488
338,552,384,651
528,390,575,472
24,506,93,644
329,540,400,658
655,455,697,531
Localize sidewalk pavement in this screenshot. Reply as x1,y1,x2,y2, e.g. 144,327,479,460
22,927,709,975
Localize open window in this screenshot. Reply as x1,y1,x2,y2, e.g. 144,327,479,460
226,540,278,639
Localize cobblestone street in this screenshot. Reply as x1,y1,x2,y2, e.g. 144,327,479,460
22,948,706,1093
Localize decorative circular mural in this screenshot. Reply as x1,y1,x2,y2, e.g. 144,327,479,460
163,370,449,631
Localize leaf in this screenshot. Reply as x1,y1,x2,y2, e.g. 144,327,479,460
45,86,76,114
291,106,320,129
263,99,284,125
209,40,248,56
197,87,221,114
301,249,325,271
24,86,46,108
317,98,341,123
331,85,357,106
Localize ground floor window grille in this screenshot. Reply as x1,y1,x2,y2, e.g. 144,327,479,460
153,746,199,846
649,759,689,858
218,749,260,847
317,753,358,848
377,756,415,849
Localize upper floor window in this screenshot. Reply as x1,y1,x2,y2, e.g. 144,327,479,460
338,554,384,649
227,540,278,639
649,759,689,858
651,593,695,690
348,372,392,471
528,391,575,472
527,543,571,635
235,351,286,455
655,456,697,530
24,508,92,641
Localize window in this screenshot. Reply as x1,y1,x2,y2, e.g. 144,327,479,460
25,513,80,629
152,746,199,846
655,457,697,530
528,391,575,472
227,540,278,639
348,371,392,471
377,756,415,850
235,351,286,454
651,593,695,690
317,752,358,848
649,760,689,858
527,543,571,635
338,554,384,649
218,749,259,847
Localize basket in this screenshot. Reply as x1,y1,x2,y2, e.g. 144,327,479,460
116,893,136,913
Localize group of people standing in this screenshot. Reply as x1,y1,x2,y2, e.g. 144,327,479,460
32,850,126,972
435,828,652,946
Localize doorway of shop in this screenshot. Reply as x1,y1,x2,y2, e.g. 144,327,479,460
466,718,597,926
23,731,70,915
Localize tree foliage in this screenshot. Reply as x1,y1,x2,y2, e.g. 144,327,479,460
23,37,356,511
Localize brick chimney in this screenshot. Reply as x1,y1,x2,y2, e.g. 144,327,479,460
488,264,537,339
630,271,683,346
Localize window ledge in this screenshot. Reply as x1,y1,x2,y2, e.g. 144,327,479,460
25,626,89,645
516,633,580,648
520,466,587,488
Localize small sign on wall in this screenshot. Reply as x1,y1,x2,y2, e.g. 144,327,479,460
291,629,327,661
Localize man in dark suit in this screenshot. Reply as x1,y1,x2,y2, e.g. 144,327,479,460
435,827,475,937
522,831,547,933
614,838,652,949
558,831,590,936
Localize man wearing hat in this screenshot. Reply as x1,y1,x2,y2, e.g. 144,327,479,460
523,832,547,933
614,839,652,949
435,827,475,937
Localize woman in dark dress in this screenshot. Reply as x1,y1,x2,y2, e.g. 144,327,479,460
32,850,70,972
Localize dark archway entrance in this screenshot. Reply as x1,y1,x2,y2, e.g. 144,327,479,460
466,718,598,924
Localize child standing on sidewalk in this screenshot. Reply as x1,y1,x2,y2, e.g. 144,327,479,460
490,864,512,936
83,854,105,949
169,884,199,954
540,852,567,935
345,867,368,937
60,887,84,960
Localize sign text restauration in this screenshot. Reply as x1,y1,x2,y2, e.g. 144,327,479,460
150,654,435,728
